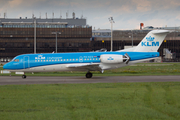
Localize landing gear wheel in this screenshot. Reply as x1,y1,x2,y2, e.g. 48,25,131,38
86,72,93,78
22,75,27,79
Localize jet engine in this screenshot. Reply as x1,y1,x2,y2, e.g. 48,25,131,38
100,54,130,64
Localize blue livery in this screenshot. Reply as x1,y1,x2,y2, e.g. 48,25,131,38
3,52,159,70
3,30,170,78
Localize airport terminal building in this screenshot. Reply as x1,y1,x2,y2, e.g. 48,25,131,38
0,17,92,61
0,16,180,62
92,28,180,62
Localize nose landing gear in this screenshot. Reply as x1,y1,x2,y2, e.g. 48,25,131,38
22,75,27,79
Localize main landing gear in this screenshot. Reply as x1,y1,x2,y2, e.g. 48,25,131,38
86,72,93,78
22,75,27,79
22,73,92,79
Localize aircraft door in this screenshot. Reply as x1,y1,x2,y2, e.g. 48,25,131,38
23,56,29,69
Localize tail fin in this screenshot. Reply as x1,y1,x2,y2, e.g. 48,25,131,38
134,30,171,52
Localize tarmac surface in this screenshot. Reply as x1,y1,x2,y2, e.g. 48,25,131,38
0,76,180,85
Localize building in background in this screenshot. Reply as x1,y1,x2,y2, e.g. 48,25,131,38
1,16,180,63
0,17,92,62
92,28,180,62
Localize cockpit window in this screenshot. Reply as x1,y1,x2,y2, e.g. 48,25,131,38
14,59,19,62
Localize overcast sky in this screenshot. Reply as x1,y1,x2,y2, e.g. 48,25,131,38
0,0,180,30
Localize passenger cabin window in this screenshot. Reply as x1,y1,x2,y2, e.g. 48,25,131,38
14,59,19,62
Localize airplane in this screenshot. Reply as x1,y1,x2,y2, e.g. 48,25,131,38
3,30,171,79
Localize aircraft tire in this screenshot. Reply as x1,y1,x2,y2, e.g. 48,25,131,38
86,72,92,78
22,75,27,79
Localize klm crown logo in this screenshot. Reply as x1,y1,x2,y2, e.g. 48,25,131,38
107,57,114,61
146,36,155,41
141,36,159,47
35,55,45,59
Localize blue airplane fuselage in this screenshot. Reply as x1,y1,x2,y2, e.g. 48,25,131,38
3,51,159,70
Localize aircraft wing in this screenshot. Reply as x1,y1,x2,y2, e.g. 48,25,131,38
66,63,102,71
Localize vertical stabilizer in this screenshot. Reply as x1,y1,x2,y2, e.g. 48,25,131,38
134,30,171,52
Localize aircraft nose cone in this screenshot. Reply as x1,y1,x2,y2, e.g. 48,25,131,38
3,63,10,70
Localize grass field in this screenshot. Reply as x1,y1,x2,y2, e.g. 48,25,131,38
1,63,180,76
1,63,180,119
0,82,180,120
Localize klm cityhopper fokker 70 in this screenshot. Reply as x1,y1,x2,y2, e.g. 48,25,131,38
3,30,170,78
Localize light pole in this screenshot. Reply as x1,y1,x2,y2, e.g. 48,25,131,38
129,30,134,48
132,30,133,47
52,32,61,53
108,17,115,52
34,17,36,54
